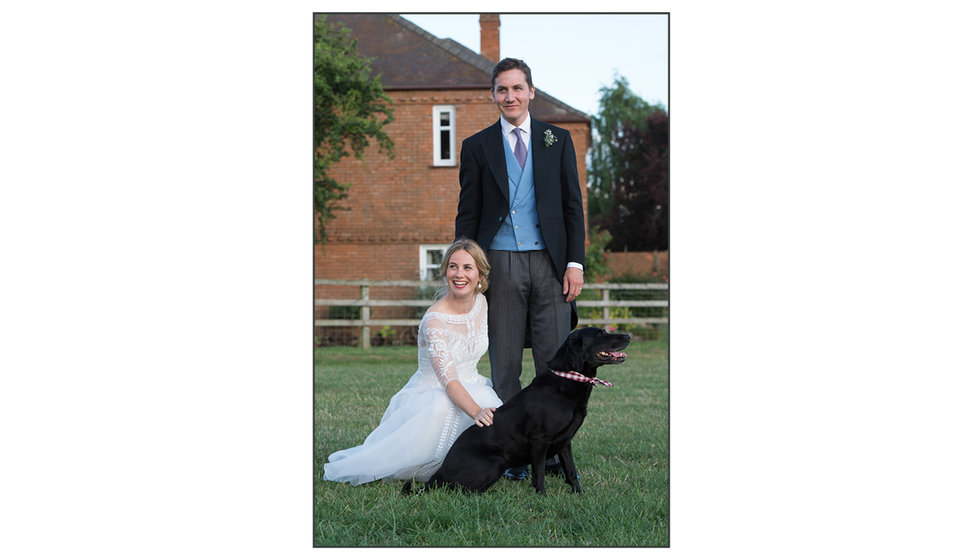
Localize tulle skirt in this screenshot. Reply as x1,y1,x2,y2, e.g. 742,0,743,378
323,374,502,485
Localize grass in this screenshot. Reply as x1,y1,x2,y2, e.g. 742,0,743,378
314,330,669,547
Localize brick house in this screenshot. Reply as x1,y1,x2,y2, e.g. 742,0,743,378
315,14,592,343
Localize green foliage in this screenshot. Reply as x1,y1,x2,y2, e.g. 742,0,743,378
314,340,669,546
583,226,612,282
612,271,668,339
601,113,669,251
313,18,395,240
319,305,360,347
588,74,655,221
579,270,668,339
375,325,396,345
326,305,359,320
588,74,668,251
583,303,632,334
414,284,442,319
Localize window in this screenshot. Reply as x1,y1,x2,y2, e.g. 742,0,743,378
432,105,456,166
419,244,450,281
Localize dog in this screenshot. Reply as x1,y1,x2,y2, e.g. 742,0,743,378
403,327,630,495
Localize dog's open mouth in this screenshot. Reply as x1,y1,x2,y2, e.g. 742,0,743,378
596,350,627,363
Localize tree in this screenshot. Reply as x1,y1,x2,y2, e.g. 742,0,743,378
587,75,668,251
588,75,654,224
313,18,395,241
599,111,669,251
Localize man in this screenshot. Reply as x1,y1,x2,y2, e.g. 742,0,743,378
455,58,586,480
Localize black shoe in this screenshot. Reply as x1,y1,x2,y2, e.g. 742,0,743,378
544,454,563,476
502,466,528,481
544,457,580,479
545,462,564,476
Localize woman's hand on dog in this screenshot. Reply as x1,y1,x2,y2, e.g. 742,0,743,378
473,407,497,427
444,381,496,427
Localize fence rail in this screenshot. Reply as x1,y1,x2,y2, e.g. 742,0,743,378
315,279,668,348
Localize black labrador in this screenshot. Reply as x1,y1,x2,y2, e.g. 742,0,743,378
404,327,630,495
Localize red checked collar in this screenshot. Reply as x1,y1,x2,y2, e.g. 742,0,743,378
550,369,613,387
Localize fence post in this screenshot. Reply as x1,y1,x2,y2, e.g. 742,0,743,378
360,284,370,350
602,288,611,322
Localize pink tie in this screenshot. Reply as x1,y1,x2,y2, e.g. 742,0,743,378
513,129,527,169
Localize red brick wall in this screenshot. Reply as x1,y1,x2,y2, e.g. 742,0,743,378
600,251,670,281
314,242,420,321
316,88,590,287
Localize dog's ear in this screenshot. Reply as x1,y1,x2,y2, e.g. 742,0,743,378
546,339,567,370
570,334,586,372
546,332,576,371
562,331,587,372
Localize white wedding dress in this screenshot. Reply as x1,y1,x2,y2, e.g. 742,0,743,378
323,293,502,485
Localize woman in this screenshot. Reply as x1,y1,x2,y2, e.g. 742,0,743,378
323,239,503,485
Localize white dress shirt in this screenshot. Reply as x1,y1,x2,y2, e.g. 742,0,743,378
500,116,531,153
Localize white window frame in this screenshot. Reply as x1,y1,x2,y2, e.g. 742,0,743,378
432,105,456,167
419,244,450,281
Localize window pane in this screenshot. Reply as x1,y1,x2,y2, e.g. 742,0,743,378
440,112,450,126
428,250,444,265
440,131,450,159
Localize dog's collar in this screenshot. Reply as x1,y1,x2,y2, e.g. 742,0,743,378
550,369,612,387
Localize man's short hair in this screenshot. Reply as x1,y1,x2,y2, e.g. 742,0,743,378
491,58,533,90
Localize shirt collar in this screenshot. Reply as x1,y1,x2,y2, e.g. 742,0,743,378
500,116,531,139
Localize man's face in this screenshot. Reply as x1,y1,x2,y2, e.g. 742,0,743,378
492,68,535,127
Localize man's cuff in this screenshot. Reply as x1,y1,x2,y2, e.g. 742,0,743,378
566,262,584,271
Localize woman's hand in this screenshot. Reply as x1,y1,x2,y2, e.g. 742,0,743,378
473,407,496,427
444,380,496,428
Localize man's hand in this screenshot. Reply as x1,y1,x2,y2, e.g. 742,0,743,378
563,267,584,303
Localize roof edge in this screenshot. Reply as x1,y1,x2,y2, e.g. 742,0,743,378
387,14,496,78
534,90,591,121
391,14,591,121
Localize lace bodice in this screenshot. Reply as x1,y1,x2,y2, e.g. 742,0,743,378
417,293,489,387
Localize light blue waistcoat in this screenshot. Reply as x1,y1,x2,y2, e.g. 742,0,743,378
489,133,547,251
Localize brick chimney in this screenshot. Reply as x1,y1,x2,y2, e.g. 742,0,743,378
480,14,500,61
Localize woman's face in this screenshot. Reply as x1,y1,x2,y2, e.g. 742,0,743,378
445,249,480,297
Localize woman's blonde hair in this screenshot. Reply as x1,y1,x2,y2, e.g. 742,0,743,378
439,238,490,294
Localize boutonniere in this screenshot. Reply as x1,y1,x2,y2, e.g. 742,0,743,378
544,129,556,147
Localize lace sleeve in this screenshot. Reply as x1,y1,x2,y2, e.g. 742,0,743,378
422,317,458,387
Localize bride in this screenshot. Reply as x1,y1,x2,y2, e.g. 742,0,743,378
323,238,503,485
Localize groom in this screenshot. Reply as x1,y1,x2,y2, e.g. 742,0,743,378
454,58,586,480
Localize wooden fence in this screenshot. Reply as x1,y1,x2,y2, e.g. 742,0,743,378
315,279,668,348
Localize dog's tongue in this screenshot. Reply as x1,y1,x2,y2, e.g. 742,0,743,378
609,351,626,359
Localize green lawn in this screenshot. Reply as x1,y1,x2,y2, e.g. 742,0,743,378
314,331,669,547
